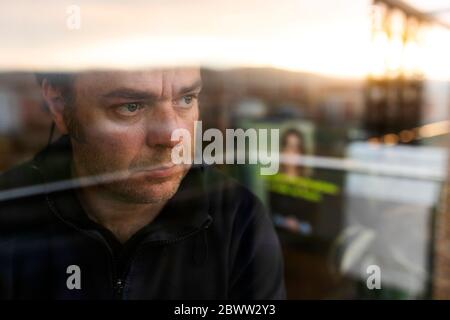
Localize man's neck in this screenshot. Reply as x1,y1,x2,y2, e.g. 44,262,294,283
78,188,165,243
71,166,166,244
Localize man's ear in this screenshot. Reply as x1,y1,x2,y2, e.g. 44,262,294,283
41,79,69,134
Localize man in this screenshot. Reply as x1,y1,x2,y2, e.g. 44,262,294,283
0,68,285,299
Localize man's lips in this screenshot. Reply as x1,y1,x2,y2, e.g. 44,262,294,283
132,163,181,179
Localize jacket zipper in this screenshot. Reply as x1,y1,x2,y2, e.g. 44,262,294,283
111,218,212,299
114,278,125,298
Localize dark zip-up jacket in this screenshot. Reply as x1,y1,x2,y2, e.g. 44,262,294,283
0,136,285,299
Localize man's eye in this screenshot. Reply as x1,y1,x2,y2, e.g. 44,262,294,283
116,103,144,116
175,95,196,108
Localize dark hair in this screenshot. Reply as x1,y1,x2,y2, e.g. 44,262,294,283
36,72,86,142
281,128,305,153
35,72,75,105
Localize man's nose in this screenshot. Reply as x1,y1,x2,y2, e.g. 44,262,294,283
145,103,181,148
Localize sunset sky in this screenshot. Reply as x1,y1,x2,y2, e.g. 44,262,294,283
1,0,449,79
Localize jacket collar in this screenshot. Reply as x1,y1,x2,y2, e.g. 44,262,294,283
32,135,212,242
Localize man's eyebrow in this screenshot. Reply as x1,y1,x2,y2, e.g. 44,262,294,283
100,80,202,101
101,88,158,100
177,80,203,95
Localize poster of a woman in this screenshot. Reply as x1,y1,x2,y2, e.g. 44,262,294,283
265,125,339,242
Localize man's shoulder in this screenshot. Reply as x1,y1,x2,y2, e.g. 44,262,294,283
203,166,261,202
201,167,285,300
0,136,72,194
0,159,50,228
201,166,268,225
0,158,42,193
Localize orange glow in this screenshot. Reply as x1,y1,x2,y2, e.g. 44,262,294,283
0,0,448,80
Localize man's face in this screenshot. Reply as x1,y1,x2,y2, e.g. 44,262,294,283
67,68,201,204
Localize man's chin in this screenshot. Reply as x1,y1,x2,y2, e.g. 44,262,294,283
104,175,183,204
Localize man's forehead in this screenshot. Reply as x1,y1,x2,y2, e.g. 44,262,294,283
74,67,201,94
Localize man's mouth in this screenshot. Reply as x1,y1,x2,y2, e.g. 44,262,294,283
132,163,181,179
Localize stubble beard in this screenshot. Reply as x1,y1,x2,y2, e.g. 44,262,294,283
71,143,187,204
